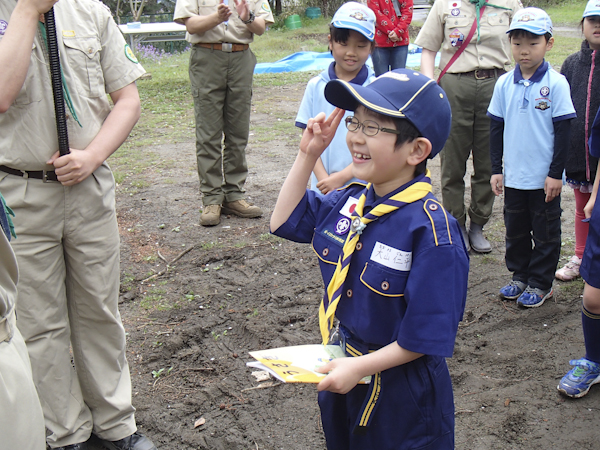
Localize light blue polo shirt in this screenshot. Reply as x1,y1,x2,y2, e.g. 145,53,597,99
487,61,576,190
296,63,376,192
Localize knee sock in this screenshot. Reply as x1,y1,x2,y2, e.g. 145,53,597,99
574,189,591,259
582,305,600,363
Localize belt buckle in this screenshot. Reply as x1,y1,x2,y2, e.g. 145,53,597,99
474,69,488,80
42,170,49,183
221,43,233,53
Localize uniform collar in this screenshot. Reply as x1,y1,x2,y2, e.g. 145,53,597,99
513,60,549,84
363,172,430,209
328,62,370,85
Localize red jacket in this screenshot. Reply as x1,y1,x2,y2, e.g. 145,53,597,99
367,0,413,48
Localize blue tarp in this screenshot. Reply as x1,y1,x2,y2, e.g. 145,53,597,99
254,44,440,74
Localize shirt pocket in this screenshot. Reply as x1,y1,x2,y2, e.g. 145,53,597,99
485,11,511,28
311,233,343,266
359,261,408,297
197,0,220,17
444,17,472,35
62,36,104,98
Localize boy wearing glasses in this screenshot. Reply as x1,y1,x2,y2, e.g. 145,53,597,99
271,69,469,449
295,2,376,194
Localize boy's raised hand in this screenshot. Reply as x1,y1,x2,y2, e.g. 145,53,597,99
299,108,345,160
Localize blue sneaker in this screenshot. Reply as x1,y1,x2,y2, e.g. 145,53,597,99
558,358,600,398
499,280,527,300
516,286,553,308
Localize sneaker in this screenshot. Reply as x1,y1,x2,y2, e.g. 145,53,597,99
460,224,470,252
558,358,600,398
499,280,527,300
516,286,553,308
99,431,157,450
468,223,492,253
555,255,582,281
200,204,221,227
222,199,262,218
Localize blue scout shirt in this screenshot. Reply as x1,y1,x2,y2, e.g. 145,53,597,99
295,63,376,192
487,61,576,190
273,174,469,357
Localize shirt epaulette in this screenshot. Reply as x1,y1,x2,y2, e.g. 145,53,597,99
423,198,453,247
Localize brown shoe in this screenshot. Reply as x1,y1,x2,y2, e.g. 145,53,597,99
200,204,221,226
222,200,262,218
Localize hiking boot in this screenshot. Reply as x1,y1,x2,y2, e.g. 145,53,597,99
99,431,157,450
460,223,470,252
517,286,553,308
558,358,600,398
222,199,262,218
499,280,527,300
555,255,582,281
468,223,492,253
48,443,89,450
200,204,221,227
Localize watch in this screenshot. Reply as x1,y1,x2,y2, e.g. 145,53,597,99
242,10,255,24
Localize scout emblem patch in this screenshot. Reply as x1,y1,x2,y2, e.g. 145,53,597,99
125,44,139,63
0,20,7,35
449,29,464,47
535,101,550,111
540,86,550,97
335,217,351,235
451,8,460,16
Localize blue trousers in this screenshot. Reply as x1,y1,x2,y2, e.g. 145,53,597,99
372,46,408,77
504,187,561,290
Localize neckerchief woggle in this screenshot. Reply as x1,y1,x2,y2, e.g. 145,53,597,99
469,0,512,43
318,170,433,344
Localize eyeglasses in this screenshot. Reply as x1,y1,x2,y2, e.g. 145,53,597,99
345,116,402,137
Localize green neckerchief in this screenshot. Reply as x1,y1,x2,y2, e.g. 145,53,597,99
38,22,83,128
0,193,16,239
469,0,512,43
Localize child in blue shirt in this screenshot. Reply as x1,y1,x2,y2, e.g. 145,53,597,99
295,1,376,194
272,70,469,449
558,107,600,398
487,7,576,308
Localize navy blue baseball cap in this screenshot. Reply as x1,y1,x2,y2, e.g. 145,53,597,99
324,69,452,158
330,1,376,41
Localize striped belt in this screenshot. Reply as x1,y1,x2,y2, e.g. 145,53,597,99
339,326,383,435
0,165,58,182
195,43,249,52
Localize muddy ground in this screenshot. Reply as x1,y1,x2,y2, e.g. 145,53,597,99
100,76,599,450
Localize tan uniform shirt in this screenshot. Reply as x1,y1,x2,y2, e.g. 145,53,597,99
0,0,146,170
415,0,522,73
173,0,274,44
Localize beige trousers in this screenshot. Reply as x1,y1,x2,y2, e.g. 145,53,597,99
0,165,136,447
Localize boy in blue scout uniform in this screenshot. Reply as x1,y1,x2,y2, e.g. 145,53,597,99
271,69,469,449
295,2,376,194
488,8,576,308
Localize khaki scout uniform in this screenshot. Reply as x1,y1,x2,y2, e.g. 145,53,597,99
0,0,146,447
0,222,45,450
174,0,273,206
415,0,521,227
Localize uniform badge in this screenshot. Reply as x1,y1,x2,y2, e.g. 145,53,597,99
350,218,366,234
540,86,550,97
124,44,139,63
449,29,464,47
535,101,550,111
449,0,461,8
262,1,271,12
339,196,360,218
0,20,7,36
350,12,368,21
335,217,351,235
62,30,76,37
451,8,460,16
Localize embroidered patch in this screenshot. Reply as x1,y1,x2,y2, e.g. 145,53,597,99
62,30,76,37
451,8,460,16
335,217,351,235
125,44,139,63
540,86,550,97
370,242,412,271
449,29,464,47
449,0,461,8
0,20,7,36
262,1,271,12
339,196,360,218
535,101,550,111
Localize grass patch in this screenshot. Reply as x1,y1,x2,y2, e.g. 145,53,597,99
545,0,586,26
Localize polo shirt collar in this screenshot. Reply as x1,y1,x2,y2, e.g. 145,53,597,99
513,60,549,84
329,62,370,85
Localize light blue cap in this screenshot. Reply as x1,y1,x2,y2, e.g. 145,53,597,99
331,2,376,41
584,0,600,17
508,7,553,36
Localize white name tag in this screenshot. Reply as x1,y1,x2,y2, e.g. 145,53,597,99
339,196,360,218
370,242,412,271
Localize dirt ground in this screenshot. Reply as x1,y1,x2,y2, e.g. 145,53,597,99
100,78,600,450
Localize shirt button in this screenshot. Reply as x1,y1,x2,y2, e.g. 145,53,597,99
381,281,390,291
480,56,483,60
356,242,363,251
88,48,93,54
323,248,329,257
346,289,353,298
